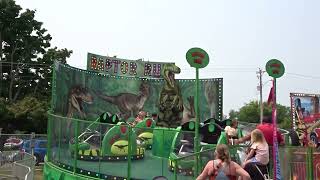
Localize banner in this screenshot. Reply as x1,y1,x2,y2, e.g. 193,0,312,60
53,62,223,125
87,52,174,78
291,93,320,125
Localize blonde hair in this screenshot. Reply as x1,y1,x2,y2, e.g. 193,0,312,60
215,144,230,164
251,129,266,143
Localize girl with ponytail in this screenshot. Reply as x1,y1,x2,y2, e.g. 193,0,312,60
197,144,250,180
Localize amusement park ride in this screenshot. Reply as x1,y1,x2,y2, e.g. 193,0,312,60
43,51,320,180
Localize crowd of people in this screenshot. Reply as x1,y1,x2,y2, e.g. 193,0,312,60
197,115,284,180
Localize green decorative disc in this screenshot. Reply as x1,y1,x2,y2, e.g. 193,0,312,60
265,59,285,78
189,121,195,130
186,48,209,69
208,124,215,133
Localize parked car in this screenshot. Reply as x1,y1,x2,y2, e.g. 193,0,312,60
23,139,47,165
3,137,24,151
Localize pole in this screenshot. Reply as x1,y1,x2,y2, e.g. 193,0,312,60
127,125,132,179
0,31,2,97
194,68,200,176
259,68,263,123
272,78,281,180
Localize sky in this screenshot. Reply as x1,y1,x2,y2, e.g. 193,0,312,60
17,0,320,116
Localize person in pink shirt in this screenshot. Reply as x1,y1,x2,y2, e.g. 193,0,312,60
243,129,269,167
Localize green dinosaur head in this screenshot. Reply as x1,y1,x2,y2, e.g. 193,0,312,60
162,64,181,88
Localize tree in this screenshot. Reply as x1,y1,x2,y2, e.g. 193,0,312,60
228,109,239,120
229,100,291,129
7,96,48,133
0,0,72,133
0,0,72,102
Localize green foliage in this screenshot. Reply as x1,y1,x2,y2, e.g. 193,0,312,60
7,96,49,133
0,98,14,131
0,0,72,101
229,100,291,129
0,0,72,133
228,109,239,120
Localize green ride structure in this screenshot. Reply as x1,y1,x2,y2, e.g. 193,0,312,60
44,52,318,180
44,53,225,179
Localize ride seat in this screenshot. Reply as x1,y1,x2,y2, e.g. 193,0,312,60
178,139,194,155
244,162,270,180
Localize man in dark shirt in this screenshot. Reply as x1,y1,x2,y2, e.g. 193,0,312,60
235,116,284,145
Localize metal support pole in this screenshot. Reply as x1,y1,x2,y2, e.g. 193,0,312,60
127,125,132,179
272,78,282,180
73,121,79,174
0,31,2,97
47,117,52,161
194,68,200,176
307,147,314,180
31,132,35,157
174,159,178,180
259,68,263,123
272,79,277,180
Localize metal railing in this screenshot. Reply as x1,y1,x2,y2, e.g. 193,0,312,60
0,152,35,180
13,152,36,180
0,132,43,180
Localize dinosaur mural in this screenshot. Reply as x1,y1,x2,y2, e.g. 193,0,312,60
204,81,217,118
66,85,94,119
66,85,94,136
181,96,195,124
53,62,223,128
95,82,150,120
157,64,183,127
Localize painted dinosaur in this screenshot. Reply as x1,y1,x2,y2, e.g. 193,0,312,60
66,85,94,138
204,81,217,118
157,63,183,127
66,85,94,119
95,82,150,120
181,96,195,124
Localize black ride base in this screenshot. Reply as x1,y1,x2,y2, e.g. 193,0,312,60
53,161,141,180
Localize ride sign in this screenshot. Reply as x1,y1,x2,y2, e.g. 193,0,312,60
186,48,209,69
265,59,285,78
265,58,285,180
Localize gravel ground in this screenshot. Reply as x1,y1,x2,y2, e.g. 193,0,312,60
34,165,43,180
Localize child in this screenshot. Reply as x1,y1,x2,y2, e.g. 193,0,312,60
225,119,238,138
130,111,147,126
225,119,239,145
243,129,269,167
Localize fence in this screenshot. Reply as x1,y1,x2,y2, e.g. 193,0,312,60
46,111,320,180
0,152,35,180
0,132,44,179
13,152,36,179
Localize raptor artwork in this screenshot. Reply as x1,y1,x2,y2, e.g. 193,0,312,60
66,85,94,119
95,82,150,120
204,81,216,118
157,64,183,127
66,85,94,136
181,96,195,125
